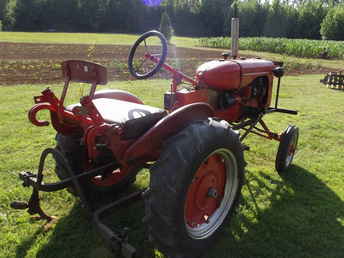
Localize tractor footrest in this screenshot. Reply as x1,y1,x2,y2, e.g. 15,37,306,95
19,171,38,187
10,201,29,210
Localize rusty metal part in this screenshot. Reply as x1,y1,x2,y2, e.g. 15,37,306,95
320,71,344,89
93,189,146,258
12,147,148,257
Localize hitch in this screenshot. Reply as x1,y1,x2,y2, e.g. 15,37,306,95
11,147,149,258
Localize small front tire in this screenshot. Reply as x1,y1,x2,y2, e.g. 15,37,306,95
275,125,299,173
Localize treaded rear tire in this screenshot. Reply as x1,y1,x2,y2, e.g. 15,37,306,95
145,119,245,258
55,133,137,196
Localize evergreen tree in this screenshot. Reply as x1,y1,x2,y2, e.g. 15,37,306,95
321,5,344,40
0,0,6,20
159,11,173,42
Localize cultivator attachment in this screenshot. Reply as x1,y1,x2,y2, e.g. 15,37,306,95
320,71,344,90
10,148,147,258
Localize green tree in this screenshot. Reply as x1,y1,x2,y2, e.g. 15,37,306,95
0,0,6,20
321,5,344,40
159,11,173,42
200,0,229,36
295,2,326,39
263,0,293,37
238,0,268,37
13,0,44,31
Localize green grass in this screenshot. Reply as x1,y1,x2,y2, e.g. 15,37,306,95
0,31,198,48
0,76,344,257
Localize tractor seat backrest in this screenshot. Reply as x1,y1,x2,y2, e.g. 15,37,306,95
62,60,107,85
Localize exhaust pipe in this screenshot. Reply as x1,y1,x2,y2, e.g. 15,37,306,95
231,17,239,59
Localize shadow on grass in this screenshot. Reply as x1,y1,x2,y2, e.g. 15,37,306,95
15,166,344,258
209,165,344,258
15,183,154,258
15,202,110,258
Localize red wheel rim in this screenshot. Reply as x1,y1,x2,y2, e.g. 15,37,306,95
183,149,239,240
185,154,226,227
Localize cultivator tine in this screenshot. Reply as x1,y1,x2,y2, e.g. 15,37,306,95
10,147,78,222
93,190,146,258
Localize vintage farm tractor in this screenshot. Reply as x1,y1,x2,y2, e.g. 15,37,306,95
11,19,299,258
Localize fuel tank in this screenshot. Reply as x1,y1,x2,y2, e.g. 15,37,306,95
196,58,275,90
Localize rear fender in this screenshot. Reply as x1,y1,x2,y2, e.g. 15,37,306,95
94,89,144,104
124,102,214,162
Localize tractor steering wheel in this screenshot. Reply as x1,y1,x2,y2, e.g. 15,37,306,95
128,30,168,79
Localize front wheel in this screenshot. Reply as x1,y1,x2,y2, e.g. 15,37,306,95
145,119,245,258
275,125,299,173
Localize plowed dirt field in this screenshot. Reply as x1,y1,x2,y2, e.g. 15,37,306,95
0,42,334,85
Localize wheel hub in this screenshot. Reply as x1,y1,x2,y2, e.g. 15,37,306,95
184,149,239,240
207,188,218,199
185,154,226,227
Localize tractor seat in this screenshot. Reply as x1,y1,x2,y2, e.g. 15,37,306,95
67,98,167,140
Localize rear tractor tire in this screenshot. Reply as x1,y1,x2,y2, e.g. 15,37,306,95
55,133,138,196
145,119,245,258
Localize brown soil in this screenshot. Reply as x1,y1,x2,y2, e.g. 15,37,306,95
0,42,336,85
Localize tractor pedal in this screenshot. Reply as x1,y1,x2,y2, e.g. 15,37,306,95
19,171,37,187
10,201,29,210
241,144,250,151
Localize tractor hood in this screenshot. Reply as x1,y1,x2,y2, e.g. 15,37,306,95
196,58,275,91
196,60,241,90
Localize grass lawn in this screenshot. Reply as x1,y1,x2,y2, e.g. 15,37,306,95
0,75,343,258
0,31,198,48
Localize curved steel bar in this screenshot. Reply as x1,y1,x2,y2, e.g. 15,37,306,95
22,149,116,193
28,103,56,126
146,53,197,86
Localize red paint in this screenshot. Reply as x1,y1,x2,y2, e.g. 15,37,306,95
184,154,226,227
171,89,209,110
90,165,131,187
196,60,241,90
124,103,214,162
234,58,275,75
215,101,242,122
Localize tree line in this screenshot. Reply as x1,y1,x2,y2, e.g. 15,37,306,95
0,0,343,40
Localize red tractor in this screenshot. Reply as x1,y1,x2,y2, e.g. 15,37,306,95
11,27,298,258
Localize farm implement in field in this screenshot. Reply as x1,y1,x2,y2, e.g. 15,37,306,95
11,17,299,258
320,71,344,90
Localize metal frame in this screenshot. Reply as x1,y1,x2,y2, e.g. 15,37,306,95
11,148,143,258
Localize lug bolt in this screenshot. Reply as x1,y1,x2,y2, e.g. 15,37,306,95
207,188,218,199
